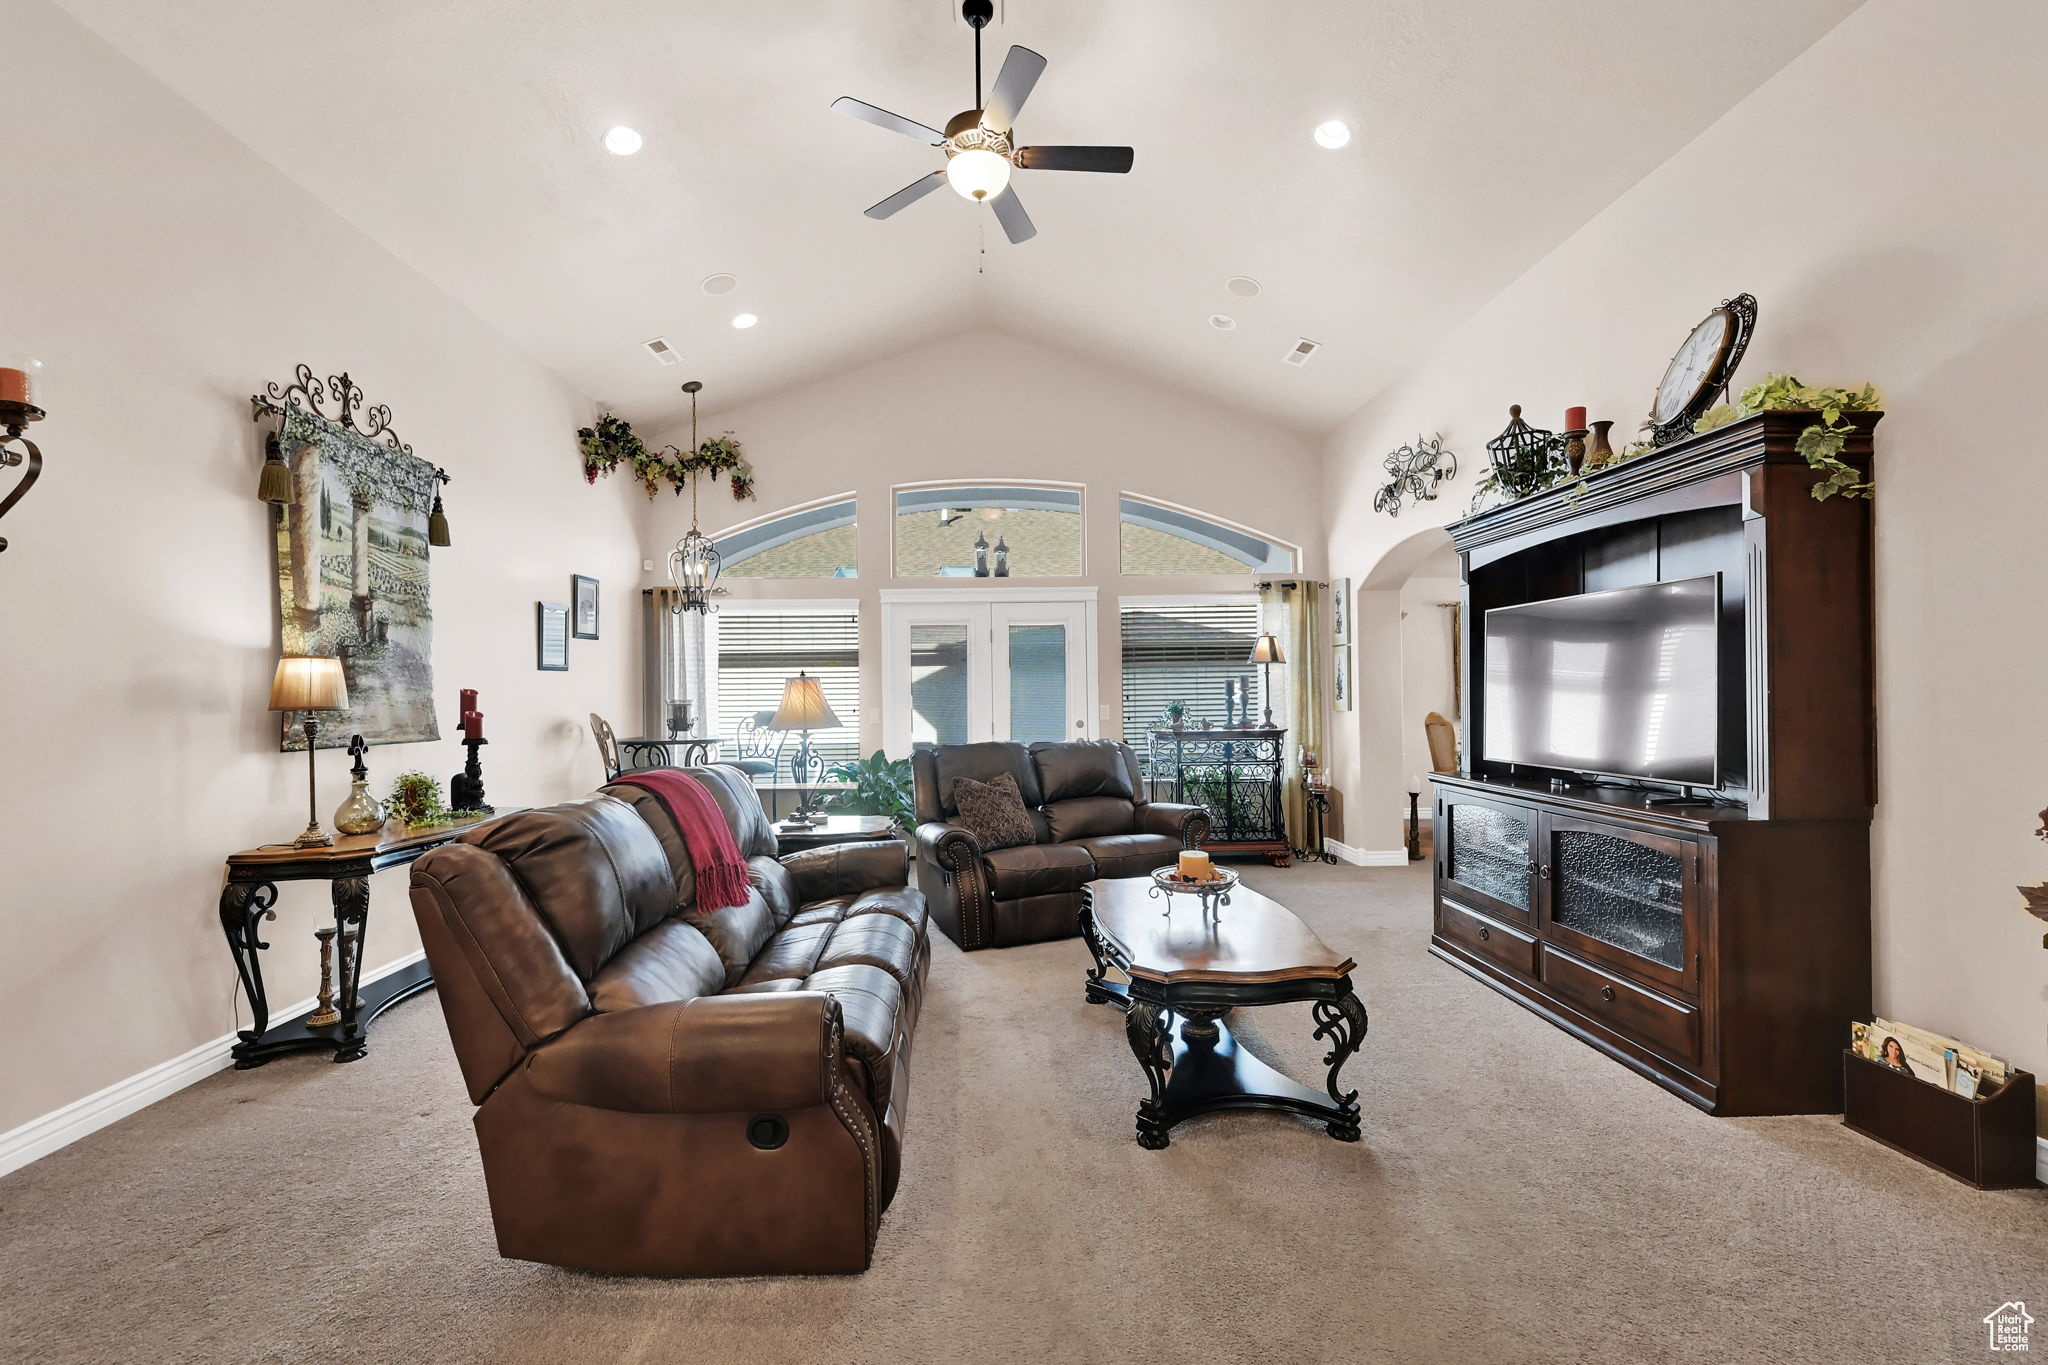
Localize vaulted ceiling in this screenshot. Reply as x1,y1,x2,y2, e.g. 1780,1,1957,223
58,0,1861,433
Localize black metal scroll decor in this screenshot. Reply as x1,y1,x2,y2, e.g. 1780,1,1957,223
250,363,415,456
1372,433,1457,517
0,403,43,556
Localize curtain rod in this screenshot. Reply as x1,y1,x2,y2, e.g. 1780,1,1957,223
1253,578,1329,591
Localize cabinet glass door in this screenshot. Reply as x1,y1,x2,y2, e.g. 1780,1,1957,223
1540,814,1698,994
1437,791,1536,925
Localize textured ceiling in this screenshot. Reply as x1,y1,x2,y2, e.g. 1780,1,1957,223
57,0,1861,432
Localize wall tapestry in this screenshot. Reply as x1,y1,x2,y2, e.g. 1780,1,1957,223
269,402,440,750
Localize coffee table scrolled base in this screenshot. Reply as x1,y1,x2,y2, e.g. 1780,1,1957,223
1082,881,1368,1149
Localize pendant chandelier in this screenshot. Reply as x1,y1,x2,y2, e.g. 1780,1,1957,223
668,380,722,615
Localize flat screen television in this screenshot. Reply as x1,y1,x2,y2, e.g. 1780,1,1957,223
1482,574,1720,786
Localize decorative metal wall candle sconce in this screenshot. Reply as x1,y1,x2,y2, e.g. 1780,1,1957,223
1372,433,1458,517
0,360,47,556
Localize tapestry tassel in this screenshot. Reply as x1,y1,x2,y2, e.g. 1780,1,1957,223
428,492,451,548
257,434,292,505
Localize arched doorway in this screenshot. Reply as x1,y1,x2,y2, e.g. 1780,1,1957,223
1336,524,1458,859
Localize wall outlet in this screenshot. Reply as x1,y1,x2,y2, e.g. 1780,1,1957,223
1099,703,1113,720
642,560,655,572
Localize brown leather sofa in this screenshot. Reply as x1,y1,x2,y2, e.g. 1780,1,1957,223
912,739,1209,951
408,765,927,1277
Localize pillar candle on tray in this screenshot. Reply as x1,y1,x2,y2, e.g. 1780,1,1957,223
1177,850,1215,882
1564,406,1587,433
462,710,483,741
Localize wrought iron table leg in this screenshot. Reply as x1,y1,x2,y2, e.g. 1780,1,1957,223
1125,1000,1173,1149
220,881,279,1062
330,876,372,1063
1080,903,1124,1009
1312,989,1370,1141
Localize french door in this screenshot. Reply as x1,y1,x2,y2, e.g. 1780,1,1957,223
880,590,1097,755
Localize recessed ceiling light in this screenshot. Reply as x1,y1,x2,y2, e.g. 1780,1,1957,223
731,313,758,329
701,273,738,296
603,126,644,156
1313,120,1351,150
1226,276,1262,298
1209,314,1237,331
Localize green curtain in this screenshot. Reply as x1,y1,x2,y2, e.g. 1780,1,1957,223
1260,579,1324,850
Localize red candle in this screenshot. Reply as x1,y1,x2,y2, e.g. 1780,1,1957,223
462,710,484,741
459,687,477,714
1564,406,1587,432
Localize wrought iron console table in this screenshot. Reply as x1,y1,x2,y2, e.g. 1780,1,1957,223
1147,726,1291,866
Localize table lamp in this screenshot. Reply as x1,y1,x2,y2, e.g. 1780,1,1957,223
766,670,842,826
1247,633,1285,728
269,656,350,848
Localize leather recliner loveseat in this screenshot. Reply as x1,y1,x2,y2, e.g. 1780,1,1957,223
912,739,1209,951
408,765,927,1277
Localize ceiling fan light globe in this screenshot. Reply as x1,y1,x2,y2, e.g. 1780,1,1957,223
947,148,1011,202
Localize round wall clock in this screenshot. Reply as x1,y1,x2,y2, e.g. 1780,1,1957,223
1647,293,1757,446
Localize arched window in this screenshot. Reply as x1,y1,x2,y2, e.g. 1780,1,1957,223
712,496,857,578
893,483,1083,577
1119,495,1296,574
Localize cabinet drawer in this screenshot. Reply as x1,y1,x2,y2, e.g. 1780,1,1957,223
1438,898,1536,977
1540,945,1698,1065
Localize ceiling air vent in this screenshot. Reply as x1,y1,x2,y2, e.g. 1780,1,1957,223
643,337,681,366
1282,338,1321,367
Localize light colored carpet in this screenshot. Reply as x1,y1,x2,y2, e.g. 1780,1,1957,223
1,862,2041,1364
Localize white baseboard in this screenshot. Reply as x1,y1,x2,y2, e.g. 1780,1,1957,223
1326,839,1413,867
0,951,427,1180
2037,1137,2047,1187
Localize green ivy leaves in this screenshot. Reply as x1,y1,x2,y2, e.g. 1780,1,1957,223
1694,374,1882,501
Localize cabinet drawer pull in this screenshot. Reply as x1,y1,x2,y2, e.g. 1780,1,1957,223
1476,925,1490,940
1600,984,1616,1002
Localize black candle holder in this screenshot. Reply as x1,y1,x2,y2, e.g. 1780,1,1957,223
450,737,493,813
1407,790,1423,861
0,398,46,556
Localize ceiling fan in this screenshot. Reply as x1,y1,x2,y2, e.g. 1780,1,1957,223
831,0,1134,244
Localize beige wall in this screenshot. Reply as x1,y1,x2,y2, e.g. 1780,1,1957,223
638,327,1324,754
1398,576,1461,793
0,3,638,1139
1319,0,2048,1109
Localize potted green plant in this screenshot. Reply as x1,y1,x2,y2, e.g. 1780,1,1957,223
1161,700,1189,730
387,771,447,829
823,750,915,829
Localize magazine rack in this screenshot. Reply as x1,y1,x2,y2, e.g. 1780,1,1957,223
1841,1050,2040,1189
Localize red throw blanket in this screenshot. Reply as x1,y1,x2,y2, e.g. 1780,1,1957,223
619,769,752,910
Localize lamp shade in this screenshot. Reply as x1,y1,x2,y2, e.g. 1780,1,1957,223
268,656,349,713
1248,633,1286,665
766,672,842,731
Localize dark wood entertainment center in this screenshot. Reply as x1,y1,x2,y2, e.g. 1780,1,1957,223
1430,409,1880,1115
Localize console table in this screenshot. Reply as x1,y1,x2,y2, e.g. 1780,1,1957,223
1147,727,1291,865
218,813,501,1068
616,735,720,770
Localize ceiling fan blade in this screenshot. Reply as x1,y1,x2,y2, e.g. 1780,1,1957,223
1015,145,1135,174
988,185,1037,244
831,96,944,146
981,45,1047,133
864,171,949,220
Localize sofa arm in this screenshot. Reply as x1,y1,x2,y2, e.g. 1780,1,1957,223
1139,801,1212,847
781,839,912,902
915,820,994,951
524,992,844,1114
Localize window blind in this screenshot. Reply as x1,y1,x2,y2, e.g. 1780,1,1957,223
713,609,860,774
1119,601,1261,743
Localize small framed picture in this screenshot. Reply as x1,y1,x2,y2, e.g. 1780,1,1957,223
1332,644,1353,711
1330,577,1353,645
571,574,600,640
537,601,569,671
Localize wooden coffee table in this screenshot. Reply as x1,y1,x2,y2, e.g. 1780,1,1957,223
1080,876,1368,1148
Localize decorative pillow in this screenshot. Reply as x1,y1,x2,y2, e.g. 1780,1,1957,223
950,772,1038,852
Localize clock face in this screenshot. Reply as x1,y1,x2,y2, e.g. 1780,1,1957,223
1654,309,1734,424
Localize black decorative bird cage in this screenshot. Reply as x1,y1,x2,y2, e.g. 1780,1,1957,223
1474,405,1565,509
